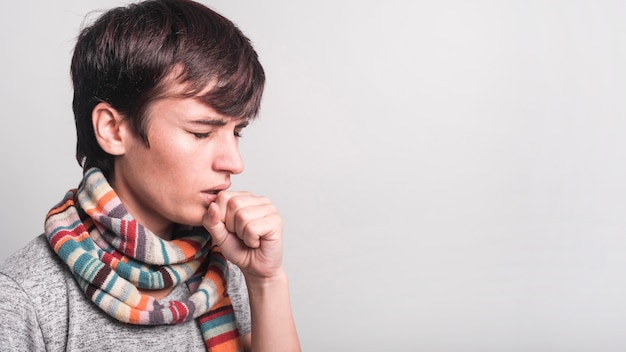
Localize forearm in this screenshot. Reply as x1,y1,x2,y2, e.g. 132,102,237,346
245,268,301,352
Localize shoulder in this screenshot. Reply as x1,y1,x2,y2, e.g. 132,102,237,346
0,234,68,288
0,234,73,320
0,234,72,352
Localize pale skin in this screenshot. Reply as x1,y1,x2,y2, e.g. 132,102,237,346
92,82,301,352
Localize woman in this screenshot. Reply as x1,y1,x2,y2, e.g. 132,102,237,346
0,1,300,351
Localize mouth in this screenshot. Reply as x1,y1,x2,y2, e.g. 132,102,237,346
201,183,231,202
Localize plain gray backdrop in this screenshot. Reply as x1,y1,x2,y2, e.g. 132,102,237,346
1,0,625,351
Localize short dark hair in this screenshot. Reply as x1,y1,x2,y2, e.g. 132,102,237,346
71,0,265,178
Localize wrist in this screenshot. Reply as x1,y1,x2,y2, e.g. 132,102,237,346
244,267,289,296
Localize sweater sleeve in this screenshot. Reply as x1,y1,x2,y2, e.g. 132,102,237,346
0,273,46,352
227,262,252,336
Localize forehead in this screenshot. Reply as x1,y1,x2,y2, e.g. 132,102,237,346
145,93,249,128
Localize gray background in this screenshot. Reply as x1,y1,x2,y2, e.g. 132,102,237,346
1,0,625,351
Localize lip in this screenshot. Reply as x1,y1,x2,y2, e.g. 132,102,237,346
200,183,230,204
200,191,217,203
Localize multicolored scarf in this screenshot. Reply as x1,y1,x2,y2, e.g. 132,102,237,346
44,167,243,351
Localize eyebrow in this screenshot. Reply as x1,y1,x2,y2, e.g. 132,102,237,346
189,118,227,126
189,118,250,128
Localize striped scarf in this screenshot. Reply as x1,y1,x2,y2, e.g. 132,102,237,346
44,167,243,351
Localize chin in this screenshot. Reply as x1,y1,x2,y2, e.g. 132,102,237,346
172,201,210,226
177,211,205,227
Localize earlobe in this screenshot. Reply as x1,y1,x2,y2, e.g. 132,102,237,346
92,102,127,156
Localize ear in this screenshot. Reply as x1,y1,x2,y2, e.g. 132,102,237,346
92,102,128,156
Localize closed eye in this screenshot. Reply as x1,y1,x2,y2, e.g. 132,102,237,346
234,121,248,138
193,132,211,139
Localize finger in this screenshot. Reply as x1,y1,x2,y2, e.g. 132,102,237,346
240,213,283,249
215,191,254,221
232,203,278,241
202,202,229,246
224,195,272,233
202,203,247,260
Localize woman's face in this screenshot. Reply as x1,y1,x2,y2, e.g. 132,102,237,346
112,91,248,239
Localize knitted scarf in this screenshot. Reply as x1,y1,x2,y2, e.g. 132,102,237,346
44,167,243,351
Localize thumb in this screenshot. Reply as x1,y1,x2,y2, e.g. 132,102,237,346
202,203,246,264
202,202,229,247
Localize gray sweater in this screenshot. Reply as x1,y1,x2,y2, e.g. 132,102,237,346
0,234,251,351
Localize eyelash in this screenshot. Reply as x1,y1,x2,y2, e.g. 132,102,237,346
193,132,211,139
192,131,244,139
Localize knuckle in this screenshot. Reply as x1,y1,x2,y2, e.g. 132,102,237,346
266,203,278,214
227,195,245,211
242,228,259,247
234,208,247,225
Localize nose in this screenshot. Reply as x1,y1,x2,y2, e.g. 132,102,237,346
213,133,244,175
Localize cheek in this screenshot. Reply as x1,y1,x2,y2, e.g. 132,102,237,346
149,130,191,162
151,136,210,176
148,126,217,173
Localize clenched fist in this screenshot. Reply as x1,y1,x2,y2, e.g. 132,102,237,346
202,191,284,279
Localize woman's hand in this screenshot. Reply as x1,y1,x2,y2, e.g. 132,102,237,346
202,191,284,279
202,190,301,352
